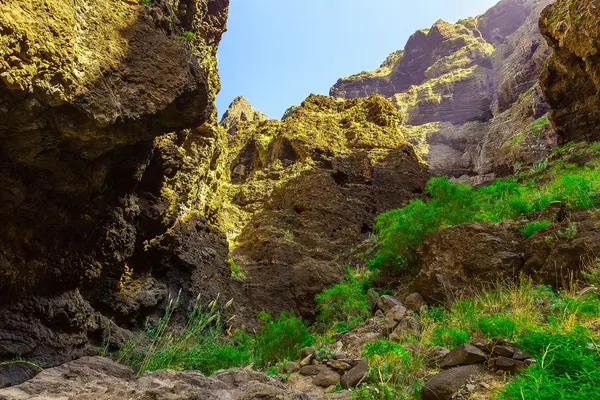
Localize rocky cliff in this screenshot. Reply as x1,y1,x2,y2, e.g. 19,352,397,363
0,0,230,367
219,96,268,135
221,94,429,318
539,0,600,143
331,0,557,182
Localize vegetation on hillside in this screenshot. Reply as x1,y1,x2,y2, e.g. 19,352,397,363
368,142,600,272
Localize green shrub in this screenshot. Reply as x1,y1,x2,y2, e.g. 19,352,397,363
353,339,422,400
368,163,600,271
253,311,312,367
315,271,371,333
177,31,195,40
430,326,470,348
521,220,552,237
478,315,517,338
498,327,600,399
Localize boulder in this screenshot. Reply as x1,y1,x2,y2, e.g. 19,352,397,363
422,364,486,400
440,344,488,368
284,362,300,373
383,305,408,331
0,356,302,400
416,223,524,304
0,362,39,389
312,368,340,388
389,316,421,341
495,356,526,374
404,293,425,312
299,364,328,376
377,295,405,314
328,360,351,372
426,346,451,365
340,359,368,389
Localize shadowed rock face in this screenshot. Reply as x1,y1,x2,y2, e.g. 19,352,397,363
0,0,230,367
220,96,268,135
539,0,600,143
330,0,557,182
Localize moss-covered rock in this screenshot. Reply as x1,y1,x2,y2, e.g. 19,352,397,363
539,0,600,143
222,94,429,319
0,0,230,367
220,96,268,135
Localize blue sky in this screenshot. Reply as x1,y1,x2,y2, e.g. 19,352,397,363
216,0,499,120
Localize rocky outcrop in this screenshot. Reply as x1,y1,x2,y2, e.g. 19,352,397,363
539,0,600,143
0,0,230,367
415,223,524,303
415,208,600,303
220,96,268,135
0,356,311,399
331,0,557,182
223,94,429,318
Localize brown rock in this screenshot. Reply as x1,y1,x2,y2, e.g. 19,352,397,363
513,350,533,361
404,293,425,312
495,356,526,374
416,223,524,303
427,346,451,364
0,0,230,368
440,344,488,368
422,364,486,400
300,347,316,359
383,305,408,331
0,356,302,399
284,362,300,373
340,359,368,389
377,295,405,313
389,316,421,341
540,0,600,143
312,368,340,388
328,360,351,372
299,364,328,376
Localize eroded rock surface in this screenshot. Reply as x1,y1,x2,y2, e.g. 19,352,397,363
223,94,429,318
539,0,600,143
0,0,231,367
220,96,268,135
331,0,557,182
0,356,308,400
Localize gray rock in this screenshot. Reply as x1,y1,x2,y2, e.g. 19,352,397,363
440,344,488,368
312,368,340,388
0,362,40,389
299,364,328,376
404,293,426,312
426,346,450,364
340,359,368,389
383,305,408,331
328,360,351,371
512,350,533,361
377,295,404,313
422,364,486,400
495,356,526,374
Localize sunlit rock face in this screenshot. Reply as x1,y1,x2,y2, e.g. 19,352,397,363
539,0,600,144
331,0,558,183
0,0,230,367
220,96,268,135
221,94,429,319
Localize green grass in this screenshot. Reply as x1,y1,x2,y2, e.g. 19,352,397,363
117,295,311,375
521,220,552,238
368,160,600,272
314,268,372,334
